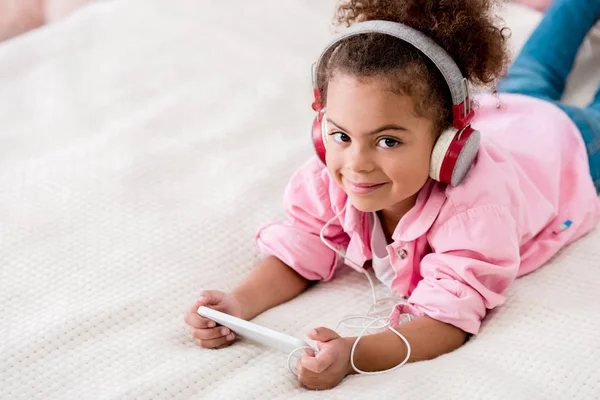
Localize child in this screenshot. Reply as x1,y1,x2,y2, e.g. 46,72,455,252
185,0,600,390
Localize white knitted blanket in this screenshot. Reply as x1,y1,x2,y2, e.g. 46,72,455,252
1,1,599,398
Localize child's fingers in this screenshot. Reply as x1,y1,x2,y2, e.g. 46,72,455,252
191,326,232,341
194,332,236,349
188,298,212,315
296,362,321,390
184,309,217,329
301,350,333,373
197,290,225,307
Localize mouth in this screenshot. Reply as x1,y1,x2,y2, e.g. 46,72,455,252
343,177,387,195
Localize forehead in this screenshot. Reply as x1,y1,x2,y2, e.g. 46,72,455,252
326,74,419,121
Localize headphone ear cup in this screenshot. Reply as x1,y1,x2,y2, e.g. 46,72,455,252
430,126,480,186
430,128,456,183
312,111,327,165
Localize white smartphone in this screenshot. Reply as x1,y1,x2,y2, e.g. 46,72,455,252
197,306,316,354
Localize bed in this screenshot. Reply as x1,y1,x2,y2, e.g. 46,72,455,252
1,0,599,398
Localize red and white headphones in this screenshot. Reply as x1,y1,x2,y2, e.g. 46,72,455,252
311,20,480,187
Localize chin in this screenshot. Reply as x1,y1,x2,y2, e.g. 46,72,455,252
347,196,383,213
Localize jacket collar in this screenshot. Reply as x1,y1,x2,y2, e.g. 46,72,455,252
392,179,447,242
334,179,447,242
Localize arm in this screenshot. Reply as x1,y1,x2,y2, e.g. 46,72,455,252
186,255,309,349
297,316,467,390
343,315,468,374
248,158,349,317
346,206,519,372
343,206,517,373
232,255,310,320
187,161,345,349
297,206,520,389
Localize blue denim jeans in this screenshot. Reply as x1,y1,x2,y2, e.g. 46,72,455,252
497,0,600,192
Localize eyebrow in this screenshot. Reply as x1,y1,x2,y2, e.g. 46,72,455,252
327,118,409,136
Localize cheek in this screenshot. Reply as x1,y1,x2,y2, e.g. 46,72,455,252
325,149,343,176
326,166,345,191
386,146,432,185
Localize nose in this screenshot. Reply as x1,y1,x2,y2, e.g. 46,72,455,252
346,143,375,173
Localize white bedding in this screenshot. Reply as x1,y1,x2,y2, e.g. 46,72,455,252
1,1,599,398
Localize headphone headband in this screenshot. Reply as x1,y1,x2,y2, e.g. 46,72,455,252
313,20,474,129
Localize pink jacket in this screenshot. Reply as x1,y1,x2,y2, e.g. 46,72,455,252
256,93,600,334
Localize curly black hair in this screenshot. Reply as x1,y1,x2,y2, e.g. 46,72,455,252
318,0,511,135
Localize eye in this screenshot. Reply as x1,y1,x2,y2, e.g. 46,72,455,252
330,132,351,143
377,137,401,148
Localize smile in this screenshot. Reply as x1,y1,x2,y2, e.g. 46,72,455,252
343,178,387,195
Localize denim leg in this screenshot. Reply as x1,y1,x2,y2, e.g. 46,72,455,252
556,103,600,192
497,0,600,101
589,85,600,115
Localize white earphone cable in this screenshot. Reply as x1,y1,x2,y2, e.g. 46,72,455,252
287,204,412,376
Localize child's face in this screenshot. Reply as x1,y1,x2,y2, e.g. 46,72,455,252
325,73,436,214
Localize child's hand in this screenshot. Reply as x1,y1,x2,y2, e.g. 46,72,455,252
296,327,354,390
184,290,245,349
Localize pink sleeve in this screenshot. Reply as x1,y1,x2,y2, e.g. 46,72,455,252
396,205,521,334
255,158,350,281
